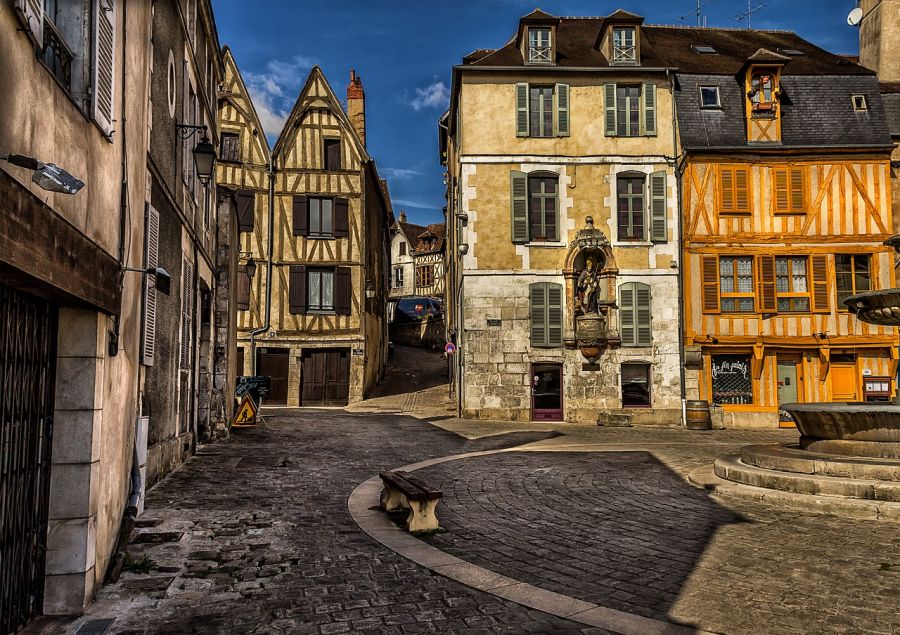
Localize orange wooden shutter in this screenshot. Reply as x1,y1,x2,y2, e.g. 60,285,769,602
789,168,805,212
810,255,830,313
701,255,720,313
734,167,750,212
773,167,789,212
719,168,734,212
757,255,777,313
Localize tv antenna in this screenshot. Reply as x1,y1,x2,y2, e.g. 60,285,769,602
733,0,765,29
679,0,715,27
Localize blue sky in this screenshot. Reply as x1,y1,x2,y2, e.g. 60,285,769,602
212,0,862,225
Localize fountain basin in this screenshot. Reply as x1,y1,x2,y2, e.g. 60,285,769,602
844,289,900,326
782,403,900,450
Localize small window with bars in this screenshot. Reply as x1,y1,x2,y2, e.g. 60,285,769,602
528,28,552,64
711,354,753,405
719,256,755,313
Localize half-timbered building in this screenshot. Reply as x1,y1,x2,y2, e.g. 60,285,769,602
218,63,392,406
674,28,898,427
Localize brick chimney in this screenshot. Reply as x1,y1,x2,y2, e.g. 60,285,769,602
347,70,366,147
399,211,407,223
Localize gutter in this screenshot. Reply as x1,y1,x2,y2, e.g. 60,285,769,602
249,159,275,373
668,68,688,428
454,64,677,73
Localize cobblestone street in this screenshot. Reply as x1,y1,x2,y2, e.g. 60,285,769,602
54,350,900,635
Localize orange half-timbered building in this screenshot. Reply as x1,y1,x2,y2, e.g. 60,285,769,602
671,30,898,427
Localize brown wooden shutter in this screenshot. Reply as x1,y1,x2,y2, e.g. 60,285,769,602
734,168,750,212
335,267,352,315
701,255,721,314
719,168,734,213
236,190,255,232
236,264,250,311
292,195,308,236
810,255,830,313
290,265,307,314
757,255,777,313
334,197,349,237
773,168,789,212
789,168,805,212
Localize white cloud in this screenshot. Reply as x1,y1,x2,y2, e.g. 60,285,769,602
244,55,316,139
392,198,440,210
408,80,450,112
381,168,423,180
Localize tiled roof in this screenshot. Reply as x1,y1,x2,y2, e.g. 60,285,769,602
413,223,446,255
395,221,428,243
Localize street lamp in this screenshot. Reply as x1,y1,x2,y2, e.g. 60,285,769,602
1,153,84,194
175,123,216,185
245,257,257,280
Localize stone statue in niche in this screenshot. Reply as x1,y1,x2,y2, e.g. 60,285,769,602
576,256,606,316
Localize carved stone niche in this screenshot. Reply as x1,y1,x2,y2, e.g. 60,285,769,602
563,217,619,361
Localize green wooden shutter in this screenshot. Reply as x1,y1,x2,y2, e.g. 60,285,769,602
635,283,652,346
554,83,570,137
649,171,667,243
516,83,529,137
547,284,563,346
530,283,547,347
619,283,635,346
642,83,656,136
510,171,529,244
641,84,656,137
604,83,617,136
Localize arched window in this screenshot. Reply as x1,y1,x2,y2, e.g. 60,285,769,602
619,281,651,347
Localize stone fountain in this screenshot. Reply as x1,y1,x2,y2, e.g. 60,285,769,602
711,236,900,510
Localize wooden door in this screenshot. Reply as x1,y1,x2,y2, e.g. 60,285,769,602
831,364,859,402
236,347,245,378
532,364,563,421
301,349,350,406
776,356,802,428
256,348,289,404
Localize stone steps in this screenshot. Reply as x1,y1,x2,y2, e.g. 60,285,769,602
714,455,900,501
739,443,900,482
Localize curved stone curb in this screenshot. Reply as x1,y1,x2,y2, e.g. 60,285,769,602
688,464,900,523
348,450,708,635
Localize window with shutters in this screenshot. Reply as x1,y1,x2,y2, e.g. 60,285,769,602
604,83,655,137
612,27,637,64
235,190,255,232
142,206,160,366
530,282,563,348
309,197,334,238
393,266,404,288
236,264,251,311
621,363,651,407
516,83,569,137
719,256,755,313
324,138,341,171
775,257,809,312
527,28,552,64
399,242,406,256
528,175,558,241
772,167,806,214
836,254,871,309
717,166,751,214
618,282,651,347
308,268,335,312
617,174,645,241
180,258,194,371
416,265,434,288
220,132,241,163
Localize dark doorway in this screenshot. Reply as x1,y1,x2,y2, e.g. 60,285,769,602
532,363,563,421
236,347,245,378
301,349,350,406
0,282,58,633
256,348,289,404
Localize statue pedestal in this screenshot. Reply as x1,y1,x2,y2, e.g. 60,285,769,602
576,314,614,362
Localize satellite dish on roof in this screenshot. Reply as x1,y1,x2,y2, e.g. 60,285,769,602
847,7,863,26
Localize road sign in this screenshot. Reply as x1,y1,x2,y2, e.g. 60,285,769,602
445,343,457,354
231,394,258,427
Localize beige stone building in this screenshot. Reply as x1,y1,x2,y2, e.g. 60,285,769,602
441,10,682,424
219,63,393,406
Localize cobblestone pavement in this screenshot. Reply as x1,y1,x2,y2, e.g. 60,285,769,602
69,411,602,634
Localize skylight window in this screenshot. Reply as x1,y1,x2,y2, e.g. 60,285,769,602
779,48,804,56
700,86,721,108
692,45,717,54
852,94,868,111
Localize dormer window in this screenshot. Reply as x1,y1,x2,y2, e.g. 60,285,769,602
528,28,552,64
852,94,868,111
749,71,776,118
612,27,637,64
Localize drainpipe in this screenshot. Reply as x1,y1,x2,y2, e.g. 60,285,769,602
249,160,275,374
668,68,688,427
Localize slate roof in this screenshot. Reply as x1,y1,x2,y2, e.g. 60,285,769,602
882,93,900,137
676,74,893,149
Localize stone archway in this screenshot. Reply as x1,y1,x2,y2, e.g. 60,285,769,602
563,218,620,354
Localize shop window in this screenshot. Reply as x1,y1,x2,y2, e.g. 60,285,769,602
621,362,651,407
711,354,753,405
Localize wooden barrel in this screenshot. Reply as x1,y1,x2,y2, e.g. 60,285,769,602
685,400,712,430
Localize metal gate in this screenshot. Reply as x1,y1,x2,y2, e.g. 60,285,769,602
0,281,58,634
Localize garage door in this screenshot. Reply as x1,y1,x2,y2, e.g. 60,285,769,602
301,349,350,406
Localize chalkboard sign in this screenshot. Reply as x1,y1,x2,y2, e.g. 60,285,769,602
711,354,753,405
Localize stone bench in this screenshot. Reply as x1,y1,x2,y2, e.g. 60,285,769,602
379,470,443,533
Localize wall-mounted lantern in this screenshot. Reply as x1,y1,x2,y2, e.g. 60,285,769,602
175,123,216,185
